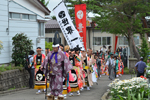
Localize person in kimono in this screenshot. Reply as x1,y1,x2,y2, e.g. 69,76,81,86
59,44,70,99
82,50,91,90
106,53,115,80
114,56,119,78
68,48,82,96
41,42,73,100
119,59,124,76
33,47,47,94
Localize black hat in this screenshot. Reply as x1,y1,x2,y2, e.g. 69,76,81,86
70,49,74,52
52,31,61,47
59,44,64,47
74,46,80,52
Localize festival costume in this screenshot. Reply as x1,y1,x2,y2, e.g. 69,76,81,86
115,59,119,76
118,62,124,75
83,56,91,87
33,54,49,90
43,50,73,97
69,55,81,92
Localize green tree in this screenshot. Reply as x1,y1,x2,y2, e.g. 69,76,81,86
66,0,150,60
139,37,150,62
51,16,56,20
12,33,33,66
40,0,50,7
45,41,53,51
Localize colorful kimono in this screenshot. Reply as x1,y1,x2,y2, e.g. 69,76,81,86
118,62,124,75
33,54,48,90
83,57,90,87
43,51,72,96
62,51,72,95
115,59,119,75
69,55,81,92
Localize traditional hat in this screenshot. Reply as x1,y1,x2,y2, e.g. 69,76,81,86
52,31,61,47
70,48,74,52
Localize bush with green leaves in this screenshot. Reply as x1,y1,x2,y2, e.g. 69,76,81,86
139,37,150,62
45,41,53,51
12,33,33,66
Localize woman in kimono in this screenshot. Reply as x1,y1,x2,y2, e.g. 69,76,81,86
33,47,47,94
68,48,81,96
82,50,91,90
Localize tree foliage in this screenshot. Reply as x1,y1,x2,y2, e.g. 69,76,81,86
65,0,150,60
40,0,50,7
139,37,150,62
12,33,33,66
45,41,53,51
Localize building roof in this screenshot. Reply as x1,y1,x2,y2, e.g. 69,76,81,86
37,0,51,14
29,0,51,15
45,20,60,28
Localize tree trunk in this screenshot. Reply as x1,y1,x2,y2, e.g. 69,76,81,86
129,32,140,60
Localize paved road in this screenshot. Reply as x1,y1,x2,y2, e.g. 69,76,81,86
0,75,131,100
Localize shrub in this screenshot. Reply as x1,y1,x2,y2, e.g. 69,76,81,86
12,33,33,66
45,41,53,51
139,37,150,62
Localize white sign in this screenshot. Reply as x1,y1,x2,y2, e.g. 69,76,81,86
53,2,85,50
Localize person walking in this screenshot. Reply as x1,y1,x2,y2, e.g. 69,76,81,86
95,55,101,79
135,57,147,77
106,53,115,80
28,50,35,89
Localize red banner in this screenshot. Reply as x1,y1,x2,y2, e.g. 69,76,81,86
114,36,118,54
75,4,86,50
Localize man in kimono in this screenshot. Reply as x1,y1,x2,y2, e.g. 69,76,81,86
106,53,115,80
41,42,73,100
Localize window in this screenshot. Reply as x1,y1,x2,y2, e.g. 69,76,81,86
134,36,139,45
9,12,36,21
29,15,36,20
45,38,61,43
102,37,107,45
22,14,29,20
93,37,101,45
93,37,111,45
45,29,62,33
12,13,20,19
39,22,44,36
107,37,111,45
119,36,128,45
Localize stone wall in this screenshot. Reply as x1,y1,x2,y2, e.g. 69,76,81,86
0,68,29,91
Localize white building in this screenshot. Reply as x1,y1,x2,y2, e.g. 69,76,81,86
0,0,50,64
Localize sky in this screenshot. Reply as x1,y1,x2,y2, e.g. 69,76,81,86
46,0,95,17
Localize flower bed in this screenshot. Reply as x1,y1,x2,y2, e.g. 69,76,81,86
108,77,149,100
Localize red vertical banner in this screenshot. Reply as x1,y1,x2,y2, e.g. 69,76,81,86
75,4,86,50
114,36,118,54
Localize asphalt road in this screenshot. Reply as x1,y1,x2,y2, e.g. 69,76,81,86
0,75,131,100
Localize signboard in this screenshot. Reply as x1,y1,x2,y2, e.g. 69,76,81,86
53,2,85,50
75,4,87,49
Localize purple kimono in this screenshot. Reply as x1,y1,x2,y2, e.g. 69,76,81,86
42,50,73,96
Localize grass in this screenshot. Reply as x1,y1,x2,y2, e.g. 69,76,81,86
8,86,15,91
0,63,24,74
124,67,130,74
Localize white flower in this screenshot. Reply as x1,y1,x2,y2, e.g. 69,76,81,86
118,90,123,93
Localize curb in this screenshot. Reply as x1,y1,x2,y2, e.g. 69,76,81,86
100,89,110,100
0,87,28,97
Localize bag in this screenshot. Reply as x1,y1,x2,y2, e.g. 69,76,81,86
25,56,32,70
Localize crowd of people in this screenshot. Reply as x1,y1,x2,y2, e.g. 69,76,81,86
26,44,125,100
